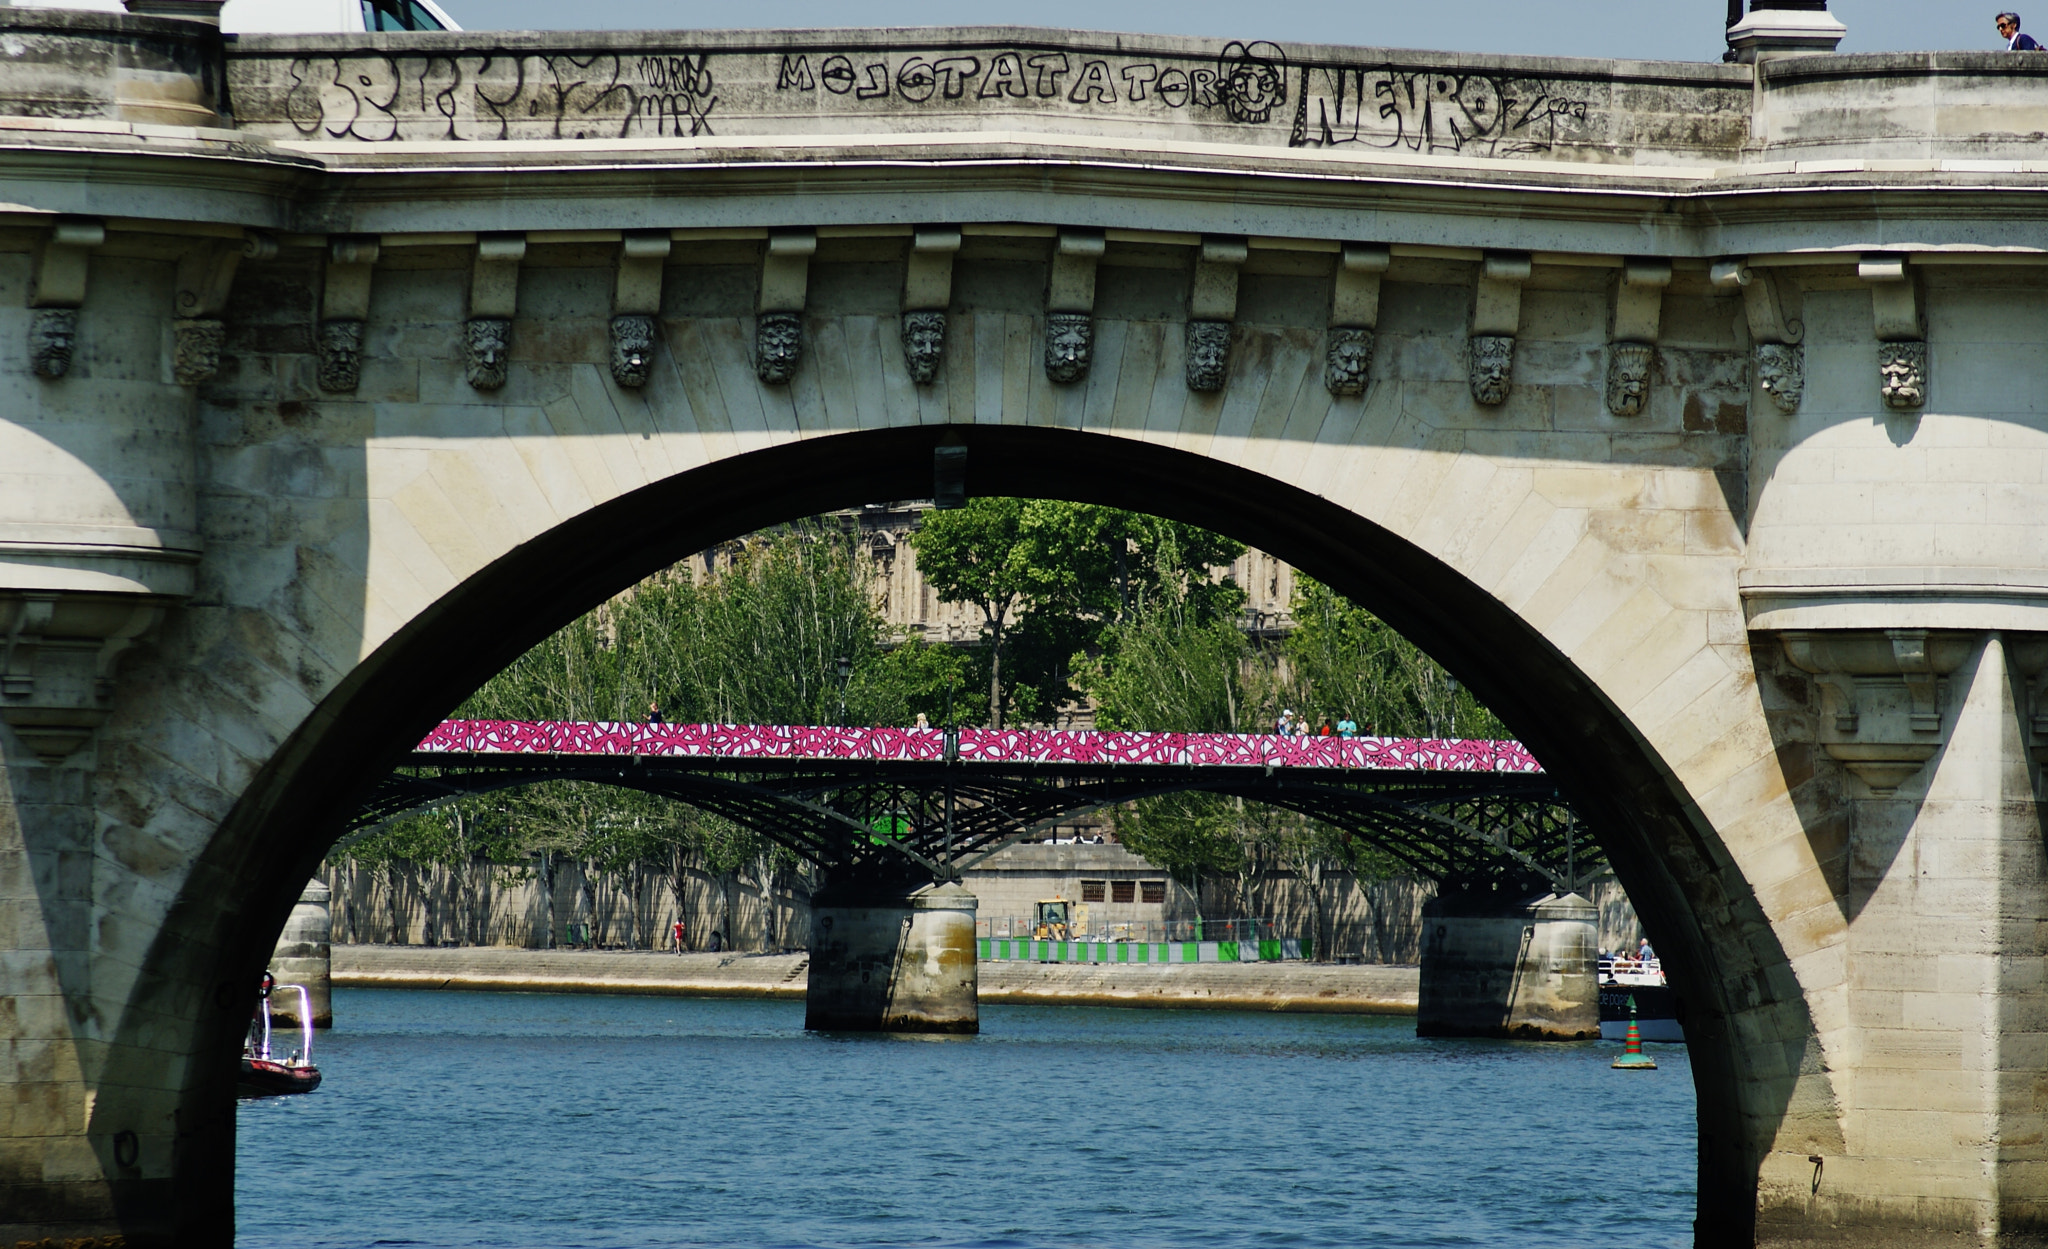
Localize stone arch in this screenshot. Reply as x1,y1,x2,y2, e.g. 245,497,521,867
120,421,1821,1244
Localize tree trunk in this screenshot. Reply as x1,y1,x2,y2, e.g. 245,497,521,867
756,853,777,952
385,861,403,944
987,611,1006,729
538,850,556,950
1303,859,1330,961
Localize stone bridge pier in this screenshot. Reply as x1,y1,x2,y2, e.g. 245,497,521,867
3,7,2048,1246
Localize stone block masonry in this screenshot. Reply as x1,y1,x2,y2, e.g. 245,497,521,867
4,10,2048,1246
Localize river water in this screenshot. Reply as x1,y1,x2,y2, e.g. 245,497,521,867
236,988,1695,1248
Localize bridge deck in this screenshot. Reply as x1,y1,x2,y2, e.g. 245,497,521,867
414,721,1543,774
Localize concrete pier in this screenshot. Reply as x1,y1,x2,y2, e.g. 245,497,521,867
267,879,333,1028
1416,891,1598,1040
804,882,978,1033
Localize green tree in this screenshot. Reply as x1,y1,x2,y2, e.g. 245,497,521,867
343,520,939,950
908,500,1245,726
1281,576,1507,739
903,499,1043,728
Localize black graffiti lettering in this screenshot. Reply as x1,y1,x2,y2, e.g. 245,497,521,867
896,57,937,102
279,42,1589,163
1067,58,1117,104
636,55,709,96
931,56,980,98
639,91,717,137
977,52,1030,99
1026,53,1069,98
1373,70,1423,150
777,55,815,91
1286,63,1586,156
1157,67,1191,108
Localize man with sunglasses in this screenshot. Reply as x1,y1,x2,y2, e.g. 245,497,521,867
1998,12,2043,49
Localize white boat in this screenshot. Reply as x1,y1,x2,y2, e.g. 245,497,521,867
239,978,322,1098
1599,955,1683,1044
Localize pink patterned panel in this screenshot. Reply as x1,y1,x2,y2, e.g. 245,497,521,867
415,721,1541,773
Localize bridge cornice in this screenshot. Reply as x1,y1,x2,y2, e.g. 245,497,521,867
12,136,2048,264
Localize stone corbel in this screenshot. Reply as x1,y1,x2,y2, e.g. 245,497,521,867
1045,228,1103,384
1185,235,1246,392
1469,251,1528,406
170,239,245,386
609,230,670,389
1713,259,1804,415
1606,258,1670,417
0,591,166,761
466,233,526,391
27,218,105,380
756,228,815,385
901,226,961,385
1325,242,1388,395
318,236,379,393
1861,254,1926,412
1779,629,1976,794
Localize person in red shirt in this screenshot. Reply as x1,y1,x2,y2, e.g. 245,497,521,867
671,918,686,954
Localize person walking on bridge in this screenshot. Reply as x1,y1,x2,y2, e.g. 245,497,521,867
1997,12,2042,48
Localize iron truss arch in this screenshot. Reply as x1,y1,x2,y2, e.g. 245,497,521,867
353,750,1603,896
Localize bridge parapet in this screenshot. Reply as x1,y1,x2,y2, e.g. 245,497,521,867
0,8,224,131
221,29,1752,170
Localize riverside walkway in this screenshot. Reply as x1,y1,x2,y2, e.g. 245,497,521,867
332,945,1422,1015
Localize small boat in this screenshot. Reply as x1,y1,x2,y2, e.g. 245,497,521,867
239,976,322,1098
1599,954,1683,1044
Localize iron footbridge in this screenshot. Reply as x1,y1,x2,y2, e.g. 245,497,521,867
355,722,1601,895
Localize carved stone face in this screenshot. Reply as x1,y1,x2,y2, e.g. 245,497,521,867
1324,327,1374,396
1469,334,1514,406
317,319,363,393
1185,320,1231,392
1044,312,1092,384
466,318,511,391
1605,343,1654,417
1754,342,1803,414
902,311,946,384
29,308,76,380
755,312,802,385
173,318,226,387
610,314,655,389
1879,340,1927,411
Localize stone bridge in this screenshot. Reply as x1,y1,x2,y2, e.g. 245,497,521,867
3,5,2047,1245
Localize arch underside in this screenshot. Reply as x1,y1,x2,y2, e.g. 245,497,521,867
353,753,1596,894
136,422,1803,1247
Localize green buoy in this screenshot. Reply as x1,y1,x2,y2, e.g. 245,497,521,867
1612,995,1657,1070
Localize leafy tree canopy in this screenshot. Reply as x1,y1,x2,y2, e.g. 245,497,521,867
908,499,1245,725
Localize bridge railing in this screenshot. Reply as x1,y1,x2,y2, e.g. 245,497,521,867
414,720,1542,773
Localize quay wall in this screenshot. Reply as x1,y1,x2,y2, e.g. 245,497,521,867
320,853,1646,964
332,946,1422,1015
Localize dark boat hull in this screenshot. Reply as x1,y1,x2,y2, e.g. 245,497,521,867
1600,982,1683,1043
238,1058,322,1098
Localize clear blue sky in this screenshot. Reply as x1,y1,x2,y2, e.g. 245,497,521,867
461,1,1995,62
